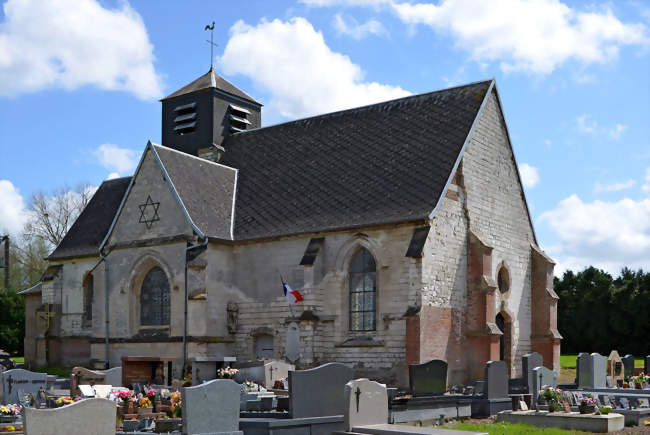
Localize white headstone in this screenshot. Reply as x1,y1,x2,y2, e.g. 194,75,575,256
23,398,116,435
93,385,112,399
344,378,388,431
78,384,96,397
285,322,300,363
264,361,294,388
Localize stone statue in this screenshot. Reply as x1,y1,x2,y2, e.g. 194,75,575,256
226,301,239,334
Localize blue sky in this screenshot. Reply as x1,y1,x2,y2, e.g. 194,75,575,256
0,0,649,275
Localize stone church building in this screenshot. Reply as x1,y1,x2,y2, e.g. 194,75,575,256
21,69,560,386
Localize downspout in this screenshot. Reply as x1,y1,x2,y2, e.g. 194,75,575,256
182,237,209,377
99,247,110,369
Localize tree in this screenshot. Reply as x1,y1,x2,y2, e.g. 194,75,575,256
23,184,94,249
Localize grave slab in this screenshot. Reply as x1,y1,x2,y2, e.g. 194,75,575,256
409,360,447,396
23,398,116,435
2,369,48,405
182,378,242,435
289,362,353,418
497,410,624,433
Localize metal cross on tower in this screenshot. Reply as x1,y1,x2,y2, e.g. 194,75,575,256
204,22,217,69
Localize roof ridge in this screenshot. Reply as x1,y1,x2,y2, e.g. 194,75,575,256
232,78,493,137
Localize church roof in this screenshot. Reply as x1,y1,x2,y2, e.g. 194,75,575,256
162,67,260,105
48,177,131,260
221,79,493,241
152,144,237,240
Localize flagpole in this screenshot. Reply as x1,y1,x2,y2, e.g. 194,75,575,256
281,275,296,319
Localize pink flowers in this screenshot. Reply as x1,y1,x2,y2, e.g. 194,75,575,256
217,367,239,379
117,391,135,403
579,396,597,405
145,389,158,400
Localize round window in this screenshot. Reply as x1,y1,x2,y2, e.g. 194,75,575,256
497,267,510,293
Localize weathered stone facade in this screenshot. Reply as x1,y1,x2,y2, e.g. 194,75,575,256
23,78,559,387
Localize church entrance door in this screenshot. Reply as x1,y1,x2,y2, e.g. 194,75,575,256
254,335,274,359
496,313,505,361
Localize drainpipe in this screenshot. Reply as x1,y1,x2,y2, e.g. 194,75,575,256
99,248,110,369
182,237,209,377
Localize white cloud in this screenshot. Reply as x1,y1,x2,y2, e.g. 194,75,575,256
107,172,121,180
307,0,649,75
544,139,551,147
333,14,388,39
539,194,650,275
609,123,628,140
94,144,137,174
219,17,410,119
0,0,162,99
593,179,636,194
577,114,598,134
0,180,28,237
643,168,650,193
519,163,540,188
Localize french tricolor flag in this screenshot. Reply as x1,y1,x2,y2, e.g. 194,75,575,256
282,277,304,304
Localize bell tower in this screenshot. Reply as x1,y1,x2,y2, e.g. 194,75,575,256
160,67,262,157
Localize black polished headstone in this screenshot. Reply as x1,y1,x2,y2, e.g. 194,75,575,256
484,361,508,399
645,356,650,375
289,362,353,418
622,355,634,379
577,353,591,388
408,359,447,396
522,352,543,393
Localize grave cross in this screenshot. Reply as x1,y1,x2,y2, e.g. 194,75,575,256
355,386,362,412
269,365,276,379
204,22,218,70
7,374,13,395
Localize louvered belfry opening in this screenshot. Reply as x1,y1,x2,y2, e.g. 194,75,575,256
229,104,251,133
173,102,197,135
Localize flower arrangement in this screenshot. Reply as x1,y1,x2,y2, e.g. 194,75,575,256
217,367,239,379
145,388,158,401
0,404,20,416
138,397,152,409
117,391,135,403
540,385,562,411
243,381,259,392
55,396,75,407
600,405,612,415
631,373,648,386
579,396,598,406
170,391,182,418
0,424,23,432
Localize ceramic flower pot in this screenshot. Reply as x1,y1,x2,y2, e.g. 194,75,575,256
579,404,595,414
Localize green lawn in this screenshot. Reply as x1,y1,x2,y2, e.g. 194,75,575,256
8,357,70,378
9,356,24,365
445,422,590,435
561,354,644,369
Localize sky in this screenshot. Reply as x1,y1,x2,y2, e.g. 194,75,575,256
0,0,649,276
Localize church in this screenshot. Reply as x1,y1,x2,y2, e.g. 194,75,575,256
21,68,560,386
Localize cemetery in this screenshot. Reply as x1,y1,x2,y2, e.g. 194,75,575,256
0,350,648,434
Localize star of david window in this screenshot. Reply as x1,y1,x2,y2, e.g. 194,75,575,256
140,266,170,326
139,195,160,229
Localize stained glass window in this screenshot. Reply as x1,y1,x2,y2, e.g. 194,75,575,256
140,266,170,326
349,248,376,331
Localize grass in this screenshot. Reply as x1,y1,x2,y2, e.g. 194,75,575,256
445,421,591,434
9,356,23,365
8,357,70,378
559,353,645,384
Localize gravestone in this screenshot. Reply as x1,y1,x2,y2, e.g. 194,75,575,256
645,356,650,375
485,361,508,399
522,352,543,393
264,360,294,388
191,356,236,385
289,362,353,418
70,366,121,397
23,398,116,435
622,355,634,379
577,353,591,388
591,353,607,388
2,368,48,404
531,366,557,409
607,351,624,386
408,359,447,396
182,379,242,435
285,322,300,363
343,378,388,431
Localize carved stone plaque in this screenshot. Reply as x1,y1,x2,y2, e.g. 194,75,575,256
285,322,300,363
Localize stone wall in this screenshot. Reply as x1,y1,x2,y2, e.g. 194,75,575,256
460,89,537,377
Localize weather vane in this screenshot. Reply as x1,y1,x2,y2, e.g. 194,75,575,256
205,21,217,70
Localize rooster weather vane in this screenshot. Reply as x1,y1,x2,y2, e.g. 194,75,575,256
205,22,218,70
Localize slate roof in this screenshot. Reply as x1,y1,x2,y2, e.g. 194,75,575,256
162,67,261,105
221,79,493,240
152,144,237,240
48,177,131,260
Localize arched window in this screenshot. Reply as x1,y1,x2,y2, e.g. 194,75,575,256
82,273,93,327
349,247,376,331
497,266,510,293
140,266,170,326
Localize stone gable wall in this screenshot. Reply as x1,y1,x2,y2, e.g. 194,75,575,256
461,89,537,377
